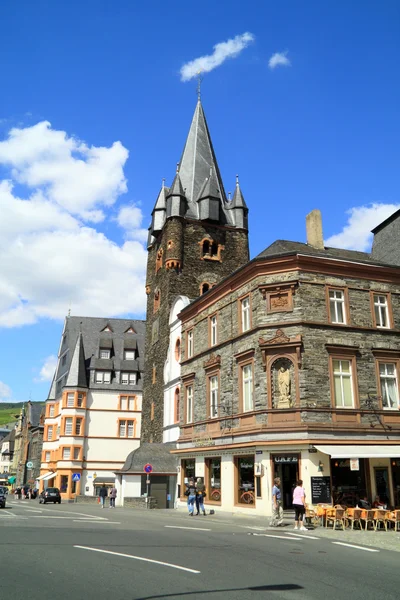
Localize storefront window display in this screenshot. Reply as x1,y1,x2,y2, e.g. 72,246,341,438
181,459,195,498
236,456,255,505
206,458,221,502
331,459,367,506
60,475,68,494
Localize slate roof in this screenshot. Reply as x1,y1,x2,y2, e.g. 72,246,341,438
28,402,44,428
118,443,178,474
255,239,396,267
48,316,145,400
371,208,400,234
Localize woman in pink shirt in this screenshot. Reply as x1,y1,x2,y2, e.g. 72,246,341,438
292,479,307,531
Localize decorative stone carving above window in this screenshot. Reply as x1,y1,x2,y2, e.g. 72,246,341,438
204,354,221,370
259,282,297,313
199,238,224,262
165,259,181,270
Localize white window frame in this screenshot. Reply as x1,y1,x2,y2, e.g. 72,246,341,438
187,330,194,358
119,420,126,437
241,296,251,332
47,426,53,441
62,447,71,460
45,451,51,462
75,418,83,435
128,397,136,411
66,393,75,407
379,362,399,409
73,447,80,460
374,294,390,328
95,371,111,384
186,385,193,424
127,420,135,437
65,418,73,435
242,364,253,412
124,350,135,360
49,405,55,418
210,315,218,347
100,349,110,359
332,359,354,408
77,393,84,407
329,289,346,324
209,375,219,418
121,372,136,385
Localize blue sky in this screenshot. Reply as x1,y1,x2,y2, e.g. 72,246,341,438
0,0,399,403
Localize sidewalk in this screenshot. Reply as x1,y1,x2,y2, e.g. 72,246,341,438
195,507,400,553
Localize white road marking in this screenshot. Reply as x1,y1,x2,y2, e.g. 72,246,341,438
29,516,77,520
164,525,211,532
251,533,302,541
284,532,320,540
240,526,266,531
26,509,43,513
1,510,17,517
332,542,379,553
74,545,201,574
73,520,121,524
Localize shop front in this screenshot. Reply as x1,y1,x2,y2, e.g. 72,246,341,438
271,454,300,509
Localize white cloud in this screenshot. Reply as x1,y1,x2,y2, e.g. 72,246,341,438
325,203,400,251
180,32,255,82
37,355,58,382
0,121,128,219
117,204,149,242
0,381,12,399
0,123,148,328
268,51,291,70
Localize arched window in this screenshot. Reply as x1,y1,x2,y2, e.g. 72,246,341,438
175,338,181,362
200,282,210,295
200,238,224,262
155,248,163,272
202,240,210,256
174,388,180,423
153,289,161,313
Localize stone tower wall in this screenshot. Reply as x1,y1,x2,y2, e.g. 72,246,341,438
142,219,249,443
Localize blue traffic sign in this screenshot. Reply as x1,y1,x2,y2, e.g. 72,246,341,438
144,463,153,474
72,473,81,482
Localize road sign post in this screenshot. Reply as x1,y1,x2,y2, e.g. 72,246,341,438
144,464,153,509
72,473,81,503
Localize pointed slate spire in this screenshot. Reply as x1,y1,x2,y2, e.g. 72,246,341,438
197,166,221,221
178,99,227,210
228,175,248,230
47,373,57,401
65,332,87,388
151,179,168,235
166,170,186,218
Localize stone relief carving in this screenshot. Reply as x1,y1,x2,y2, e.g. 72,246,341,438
272,357,295,409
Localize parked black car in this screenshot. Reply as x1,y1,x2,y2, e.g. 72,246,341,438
0,486,7,508
39,487,61,504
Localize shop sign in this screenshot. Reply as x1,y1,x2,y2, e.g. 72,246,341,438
274,456,298,464
350,458,359,471
192,435,215,447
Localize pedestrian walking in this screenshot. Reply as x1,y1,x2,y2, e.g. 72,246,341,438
185,478,197,516
269,477,283,527
99,484,108,508
292,479,307,531
195,477,206,516
109,486,117,508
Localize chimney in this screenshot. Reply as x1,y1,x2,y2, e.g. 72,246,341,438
306,209,324,249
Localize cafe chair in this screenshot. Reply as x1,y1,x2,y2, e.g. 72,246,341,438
345,508,362,530
326,507,346,530
386,510,400,531
374,509,388,531
360,509,375,531
305,505,319,527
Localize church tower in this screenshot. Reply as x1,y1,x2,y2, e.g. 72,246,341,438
142,99,250,443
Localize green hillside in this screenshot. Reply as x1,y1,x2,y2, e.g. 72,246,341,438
0,407,19,426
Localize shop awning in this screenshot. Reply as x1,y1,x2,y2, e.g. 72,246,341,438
314,445,400,459
36,471,57,481
93,477,115,485
7,476,16,483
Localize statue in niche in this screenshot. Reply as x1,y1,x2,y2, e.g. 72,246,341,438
278,366,291,408
272,358,294,409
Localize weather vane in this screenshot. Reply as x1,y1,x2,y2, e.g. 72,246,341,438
196,69,204,100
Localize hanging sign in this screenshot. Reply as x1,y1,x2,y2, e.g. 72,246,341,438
350,458,359,471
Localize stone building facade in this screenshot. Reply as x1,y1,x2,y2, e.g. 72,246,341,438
175,211,400,515
142,99,249,446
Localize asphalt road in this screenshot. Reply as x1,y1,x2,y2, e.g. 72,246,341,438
0,499,398,600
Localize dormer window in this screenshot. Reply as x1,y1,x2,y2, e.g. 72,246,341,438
100,349,110,359
124,350,135,360
121,372,137,385
95,371,111,384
